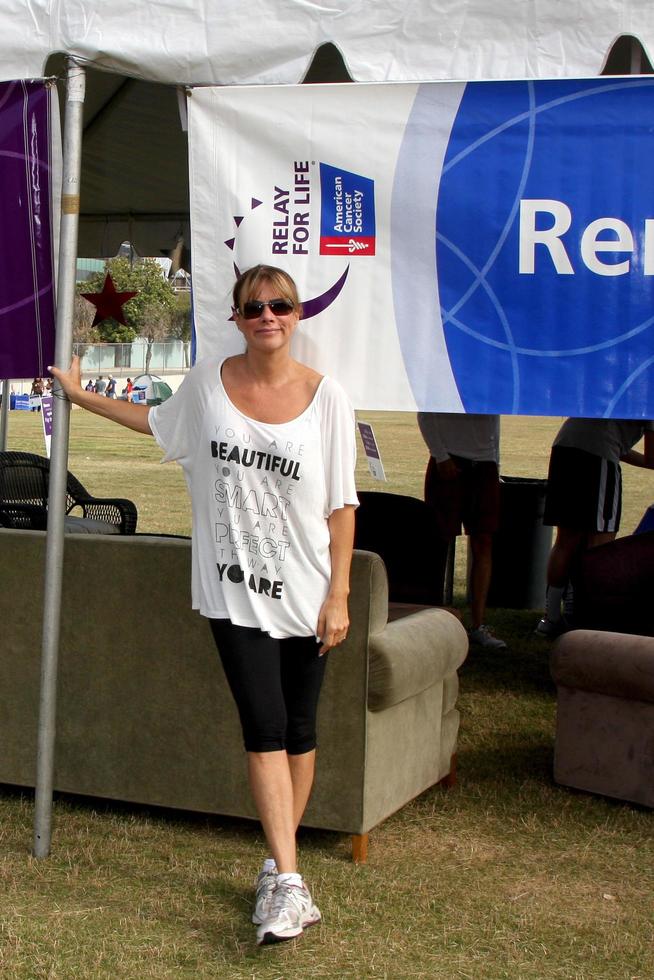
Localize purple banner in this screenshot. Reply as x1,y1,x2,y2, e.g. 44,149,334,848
0,80,55,379
41,393,53,456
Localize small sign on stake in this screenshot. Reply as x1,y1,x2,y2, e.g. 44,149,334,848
41,395,53,458
357,421,386,482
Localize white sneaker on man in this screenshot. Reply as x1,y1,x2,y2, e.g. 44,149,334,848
251,869,277,925
468,624,507,650
256,880,321,945
535,616,569,639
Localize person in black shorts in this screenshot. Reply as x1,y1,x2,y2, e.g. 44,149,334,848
418,412,506,650
536,417,654,636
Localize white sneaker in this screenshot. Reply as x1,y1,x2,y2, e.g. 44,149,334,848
256,880,321,945
468,624,507,650
251,869,277,925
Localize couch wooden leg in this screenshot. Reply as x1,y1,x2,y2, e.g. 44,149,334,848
439,752,457,789
351,833,369,864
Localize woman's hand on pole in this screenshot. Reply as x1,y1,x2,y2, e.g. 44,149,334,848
49,354,83,404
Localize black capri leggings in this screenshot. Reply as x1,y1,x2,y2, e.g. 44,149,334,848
209,619,329,754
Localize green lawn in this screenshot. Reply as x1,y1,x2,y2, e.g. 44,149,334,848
2,410,654,979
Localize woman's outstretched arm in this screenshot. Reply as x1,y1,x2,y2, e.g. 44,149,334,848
49,356,153,435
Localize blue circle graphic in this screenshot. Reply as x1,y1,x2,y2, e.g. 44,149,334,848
395,77,654,418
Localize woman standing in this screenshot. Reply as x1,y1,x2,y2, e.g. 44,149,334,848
50,264,358,945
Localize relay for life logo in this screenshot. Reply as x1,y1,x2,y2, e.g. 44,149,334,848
223,160,376,318
319,163,376,256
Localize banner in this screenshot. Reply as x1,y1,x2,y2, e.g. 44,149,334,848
41,394,53,457
0,80,58,380
189,77,654,418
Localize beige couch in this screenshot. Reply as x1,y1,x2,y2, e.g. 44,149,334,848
551,629,654,808
0,530,468,860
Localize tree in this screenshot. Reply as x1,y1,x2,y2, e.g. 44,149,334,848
72,293,101,344
168,291,193,367
77,256,176,344
140,298,174,375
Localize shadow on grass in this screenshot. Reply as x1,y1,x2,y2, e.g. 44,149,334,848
0,781,350,863
458,739,554,785
459,606,558,696
460,649,555,696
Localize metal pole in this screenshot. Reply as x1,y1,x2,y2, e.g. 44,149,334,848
33,59,85,859
0,379,9,450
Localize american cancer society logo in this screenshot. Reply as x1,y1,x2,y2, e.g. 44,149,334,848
320,163,375,256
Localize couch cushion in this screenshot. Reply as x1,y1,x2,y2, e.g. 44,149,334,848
64,516,120,534
368,608,468,711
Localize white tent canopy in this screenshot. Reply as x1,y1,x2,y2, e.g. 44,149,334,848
3,0,654,87
47,60,192,258
1,3,651,258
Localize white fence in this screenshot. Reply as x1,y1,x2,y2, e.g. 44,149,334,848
73,339,191,375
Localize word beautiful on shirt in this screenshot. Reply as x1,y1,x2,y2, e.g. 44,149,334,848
211,435,304,602
211,440,301,480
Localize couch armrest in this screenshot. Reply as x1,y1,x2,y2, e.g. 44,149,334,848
551,629,654,703
349,549,389,635
368,608,468,711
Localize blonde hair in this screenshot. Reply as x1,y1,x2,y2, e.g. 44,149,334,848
232,265,301,314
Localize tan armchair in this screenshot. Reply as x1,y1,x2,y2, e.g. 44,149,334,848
551,628,654,809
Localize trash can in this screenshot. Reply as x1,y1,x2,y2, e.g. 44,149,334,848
471,475,553,610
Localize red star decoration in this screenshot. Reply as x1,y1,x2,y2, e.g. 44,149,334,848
81,273,137,326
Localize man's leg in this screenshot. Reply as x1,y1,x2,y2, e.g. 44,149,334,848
465,462,504,649
547,526,585,589
539,446,620,633
541,526,585,628
468,531,493,631
587,530,617,549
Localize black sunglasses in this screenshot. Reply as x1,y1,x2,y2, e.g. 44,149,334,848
235,299,295,320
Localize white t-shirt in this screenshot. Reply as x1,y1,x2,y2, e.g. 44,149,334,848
149,357,358,638
553,418,654,463
417,412,500,464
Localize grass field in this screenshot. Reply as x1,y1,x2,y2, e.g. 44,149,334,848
2,410,654,979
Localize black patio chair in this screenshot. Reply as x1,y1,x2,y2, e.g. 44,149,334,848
0,451,138,534
354,490,449,607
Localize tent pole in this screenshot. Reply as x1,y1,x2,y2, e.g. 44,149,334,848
0,379,9,449
33,58,86,859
